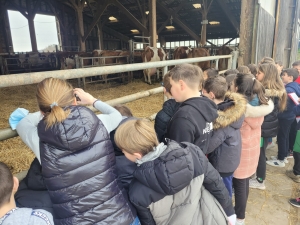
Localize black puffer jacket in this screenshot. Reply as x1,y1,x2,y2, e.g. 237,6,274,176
207,93,246,175
129,140,234,225
38,106,136,225
154,99,181,142
15,158,54,215
261,89,285,137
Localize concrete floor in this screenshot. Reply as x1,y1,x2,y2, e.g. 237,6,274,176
14,143,300,225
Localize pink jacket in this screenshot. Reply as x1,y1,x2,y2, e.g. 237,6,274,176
234,99,274,179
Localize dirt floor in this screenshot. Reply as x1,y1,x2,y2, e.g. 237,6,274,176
1,80,300,224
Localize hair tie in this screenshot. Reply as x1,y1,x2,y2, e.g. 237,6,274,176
50,102,58,108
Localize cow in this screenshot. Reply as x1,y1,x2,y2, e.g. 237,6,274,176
57,52,92,70
217,46,233,71
173,46,210,71
92,50,121,66
141,46,167,84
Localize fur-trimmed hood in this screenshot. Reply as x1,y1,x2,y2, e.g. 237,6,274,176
213,92,247,130
245,99,274,118
265,89,285,98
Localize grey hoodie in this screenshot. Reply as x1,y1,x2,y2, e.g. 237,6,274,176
0,208,54,225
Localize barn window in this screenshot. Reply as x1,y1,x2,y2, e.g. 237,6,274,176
8,10,59,52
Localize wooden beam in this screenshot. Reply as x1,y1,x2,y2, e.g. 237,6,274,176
216,0,240,33
157,1,200,42
111,0,148,34
8,2,28,19
157,16,171,34
102,26,130,42
82,0,110,42
222,37,236,46
206,40,217,46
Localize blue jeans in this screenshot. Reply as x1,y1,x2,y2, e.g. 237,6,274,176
130,217,141,225
222,175,233,198
277,118,295,160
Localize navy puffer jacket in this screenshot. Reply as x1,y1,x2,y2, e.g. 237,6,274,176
38,106,136,225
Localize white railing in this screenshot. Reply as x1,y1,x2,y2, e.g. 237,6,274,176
0,52,238,141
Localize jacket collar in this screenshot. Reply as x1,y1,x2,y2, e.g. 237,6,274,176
245,98,274,118
213,92,247,130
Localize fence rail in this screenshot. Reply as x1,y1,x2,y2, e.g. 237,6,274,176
0,52,238,142
0,54,234,88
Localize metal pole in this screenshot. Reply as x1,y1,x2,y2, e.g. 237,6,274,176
0,55,232,88
149,0,157,47
0,87,163,141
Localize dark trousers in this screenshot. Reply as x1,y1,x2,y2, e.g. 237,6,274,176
277,118,294,160
289,119,297,150
222,175,233,198
233,177,249,219
256,137,269,180
293,151,300,175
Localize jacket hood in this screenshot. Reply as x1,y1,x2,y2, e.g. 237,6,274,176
38,106,100,151
162,99,181,117
133,140,195,195
214,92,247,130
245,98,274,118
181,96,218,122
286,82,300,96
265,89,285,98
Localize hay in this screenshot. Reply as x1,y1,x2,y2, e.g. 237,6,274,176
0,80,163,174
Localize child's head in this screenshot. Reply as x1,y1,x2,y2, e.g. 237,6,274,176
203,68,219,80
114,119,159,162
281,68,299,84
233,73,268,104
36,77,75,129
0,162,18,208
257,63,287,111
202,76,227,103
224,69,239,77
114,104,133,117
169,64,203,102
247,64,258,77
162,72,173,99
292,60,300,76
237,66,251,74
225,74,237,91
259,57,275,64
275,61,283,72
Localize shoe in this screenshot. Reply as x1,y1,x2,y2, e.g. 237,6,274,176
266,158,285,167
286,170,300,183
286,151,293,159
235,219,245,225
270,156,288,164
249,178,266,190
289,198,300,207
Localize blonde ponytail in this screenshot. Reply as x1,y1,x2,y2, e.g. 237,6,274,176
36,78,74,129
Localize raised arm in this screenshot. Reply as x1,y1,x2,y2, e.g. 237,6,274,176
16,112,43,162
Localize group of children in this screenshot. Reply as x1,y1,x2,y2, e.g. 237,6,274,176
1,57,300,225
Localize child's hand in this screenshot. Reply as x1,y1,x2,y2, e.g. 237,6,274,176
228,214,236,225
73,88,97,105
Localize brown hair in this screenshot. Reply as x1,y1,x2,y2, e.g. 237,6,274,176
225,74,237,90
258,63,287,111
283,68,299,81
163,72,172,94
247,64,258,77
0,162,13,207
114,104,133,117
224,69,239,77
237,66,251,74
203,76,227,100
204,68,219,79
169,64,203,90
114,119,159,156
292,60,300,67
275,61,283,67
36,78,74,129
260,57,275,64
234,73,268,105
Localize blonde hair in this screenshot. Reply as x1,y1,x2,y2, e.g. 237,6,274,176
237,66,251,74
114,119,159,156
258,63,287,111
169,64,203,90
260,57,275,64
36,78,75,129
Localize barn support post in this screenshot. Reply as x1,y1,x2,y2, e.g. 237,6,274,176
200,0,214,46
97,21,104,50
75,5,86,52
26,0,38,52
149,0,157,47
238,0,256,66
